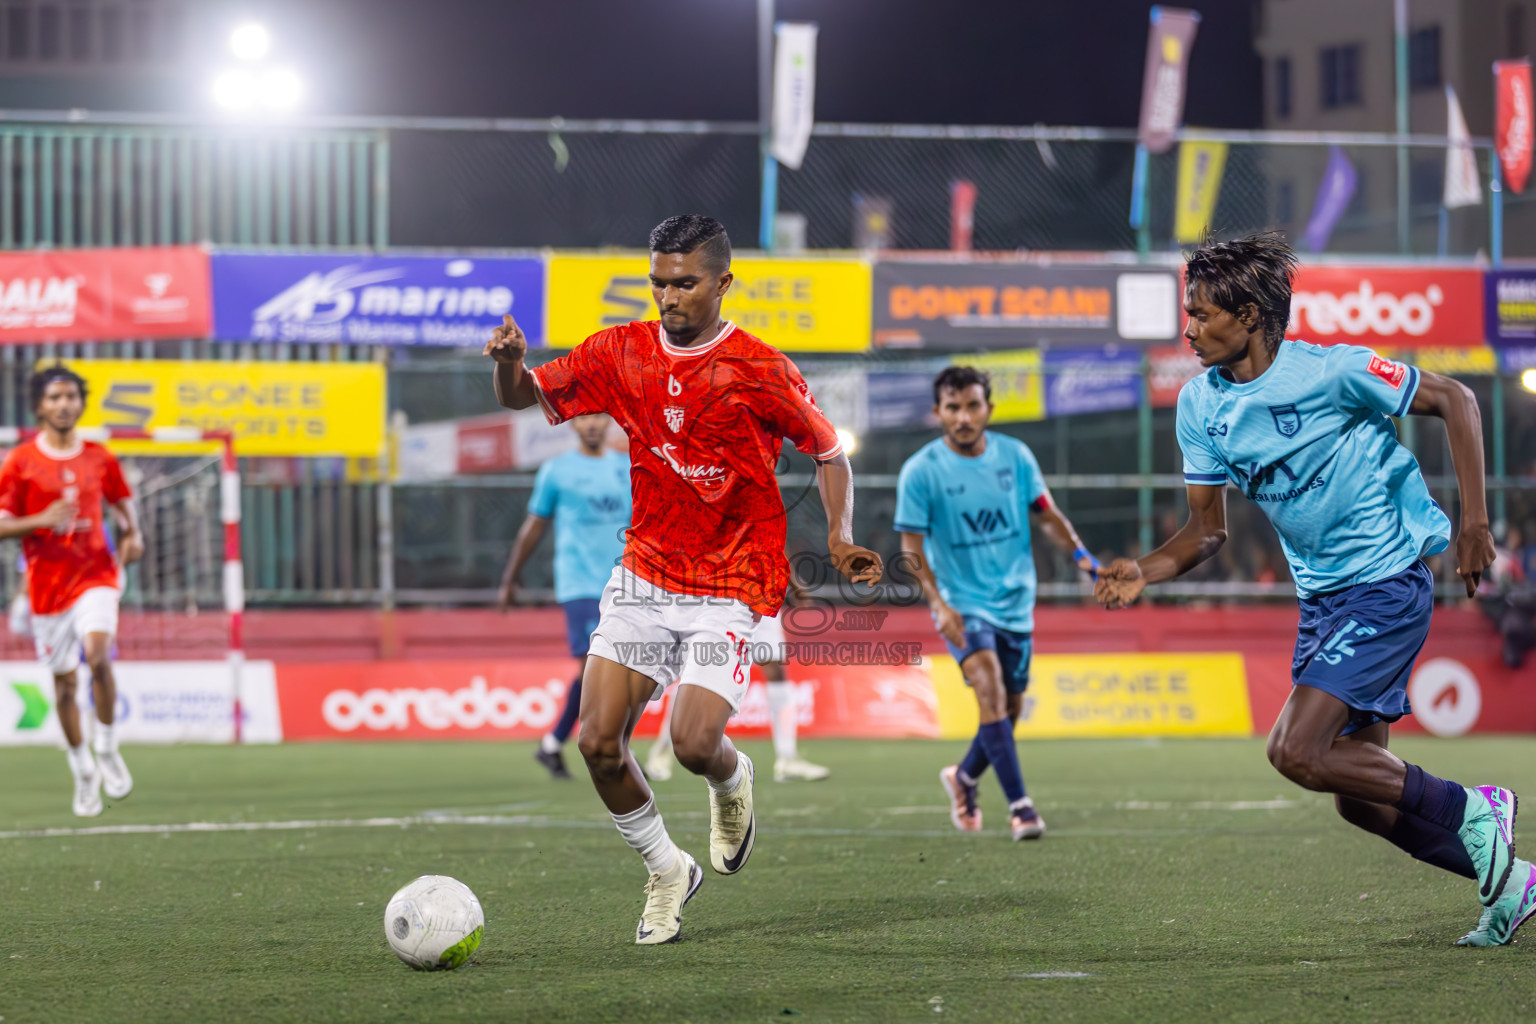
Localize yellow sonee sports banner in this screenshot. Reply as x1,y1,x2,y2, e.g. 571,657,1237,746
52,360,386,457
932,652,1254,739
546,253,871,352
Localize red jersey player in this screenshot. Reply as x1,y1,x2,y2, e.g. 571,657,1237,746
486,215,882,944
0,367,143,817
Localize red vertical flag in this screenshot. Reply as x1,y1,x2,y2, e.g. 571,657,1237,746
1496,59,1533,194
949,180,977,252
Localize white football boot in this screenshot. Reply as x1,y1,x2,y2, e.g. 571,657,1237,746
96,748,133,801
635,850,703,945
73,768,102,817
773,755,830,782
708,753,756,874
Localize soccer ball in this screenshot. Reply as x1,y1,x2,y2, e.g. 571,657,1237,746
384,875,485,971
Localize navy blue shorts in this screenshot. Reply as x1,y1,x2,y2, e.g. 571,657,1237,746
945,617,1033,695
561,598,602,659
1293,561,1433,735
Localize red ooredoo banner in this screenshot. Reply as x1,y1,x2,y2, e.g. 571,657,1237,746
0,246,210,343
1286,266,1483,348
1497,59,1533,195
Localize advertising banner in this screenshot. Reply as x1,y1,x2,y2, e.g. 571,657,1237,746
211,252,545,347
1174,140,1228,243
1485,270,1536,345
770,22,818,170
1149,344,1203,408
1286,266,1483,347
1301,146,1358,253
864,372,936,430
0,661,280,745
1136,6,1201,154
872,263,1179,349
1444,86,1482,209
932,653,1253,740
546,254,870,352
59,359,386,457
953,348,1044,424
1043,348,1143,418
1496,59,1533,194
0,246,210,343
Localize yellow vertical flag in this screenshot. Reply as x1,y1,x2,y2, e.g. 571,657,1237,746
1174,140,1229,243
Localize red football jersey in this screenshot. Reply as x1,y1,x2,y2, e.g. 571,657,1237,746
530,320,842,616
0,439,130,615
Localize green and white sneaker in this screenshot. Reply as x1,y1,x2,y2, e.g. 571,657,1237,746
635,850,703,945
1457,859,1536,947
1460,785,1518,906
708,752,755,875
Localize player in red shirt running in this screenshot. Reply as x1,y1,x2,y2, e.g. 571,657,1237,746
0,367,143,817
486,215,882,944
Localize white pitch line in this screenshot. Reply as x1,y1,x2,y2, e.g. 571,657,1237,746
1115,800,1297,811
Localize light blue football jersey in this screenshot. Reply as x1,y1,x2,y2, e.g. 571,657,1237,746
1176,339,1451,597
528,449,631,603
894,432,1048,633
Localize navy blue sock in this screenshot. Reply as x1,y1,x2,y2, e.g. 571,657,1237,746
1387,812,1477,879
1395,763,1469,833
552,675,583,744
976,720,1026,806
958,733,990,782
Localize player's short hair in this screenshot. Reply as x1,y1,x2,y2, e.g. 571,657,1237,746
1184,232,1299,352
649,214,731,276
29,364,88,412
933,365,991,405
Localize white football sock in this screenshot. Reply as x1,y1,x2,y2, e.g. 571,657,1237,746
611,798,681,876
540,733,560,755
708,753,747,795
767,681,797,760
93,723,117,755
66,743,96,779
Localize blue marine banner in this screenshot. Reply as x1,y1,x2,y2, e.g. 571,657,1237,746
211,252,545,347
1043,348,1143,417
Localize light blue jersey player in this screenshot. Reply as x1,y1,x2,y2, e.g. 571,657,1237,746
499,413,630,779
1095,234,1530,947
897,366,1097,842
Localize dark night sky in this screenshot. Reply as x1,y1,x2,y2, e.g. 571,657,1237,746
282,0,1261,127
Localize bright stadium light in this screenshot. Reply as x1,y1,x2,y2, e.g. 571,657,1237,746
1523,369,1536,394
260,68,304,110
835,427,860,457
212,69,260,112
229,22,271,61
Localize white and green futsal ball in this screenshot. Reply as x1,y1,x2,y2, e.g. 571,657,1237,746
384,875,484,971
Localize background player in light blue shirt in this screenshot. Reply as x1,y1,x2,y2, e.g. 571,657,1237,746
499,413,631,779
1095,234,1530,947
896,366,1097,841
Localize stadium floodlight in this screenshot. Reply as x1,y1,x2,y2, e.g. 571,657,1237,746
835,427,860,457
1523,369,1536,394
212,69,260,112
260,68,304,110
229,22,271,62
212,66,303,114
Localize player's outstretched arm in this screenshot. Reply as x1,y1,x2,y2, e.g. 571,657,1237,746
1031,491,1099,578
814,452,883,587
1409,370,1496,597
0,499,75,540
485,315,538,411
1094,484,1227,610
497,514,549,611
898,531,965,648
111,497,144,565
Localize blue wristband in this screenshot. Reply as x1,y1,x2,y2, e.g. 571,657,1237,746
1072,546,1100,577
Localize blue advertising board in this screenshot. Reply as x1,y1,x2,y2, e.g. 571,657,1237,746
1485,270,1536,346
1043,348,1143,417
211,252,545,347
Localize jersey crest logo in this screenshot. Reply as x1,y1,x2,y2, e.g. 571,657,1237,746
1206,423,1228,437
667,375,683,397
664,406,685,433
1367,355,1408,390
996,468,1014,492
1268,403,1302,438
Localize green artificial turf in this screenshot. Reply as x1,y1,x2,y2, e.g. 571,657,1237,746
1,738,1533,1023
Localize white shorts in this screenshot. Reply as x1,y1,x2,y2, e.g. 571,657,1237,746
754,611,785,661
587,567,758,712
33,587,119,676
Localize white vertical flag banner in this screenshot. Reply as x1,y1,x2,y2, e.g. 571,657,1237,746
1444,85,1483,208
771,22,818,170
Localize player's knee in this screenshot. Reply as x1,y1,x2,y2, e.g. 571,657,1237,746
670,731,717,775
576,723,624,780
85,654,109,679
1266,732,1325,790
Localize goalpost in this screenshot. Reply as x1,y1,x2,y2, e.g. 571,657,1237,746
0,426,246,743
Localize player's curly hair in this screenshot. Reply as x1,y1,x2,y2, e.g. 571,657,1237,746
932,365,991,405
29,363,88,412
649,214,731,276
1184,232,1299,353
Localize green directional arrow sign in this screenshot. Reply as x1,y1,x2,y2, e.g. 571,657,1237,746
11,682,50,730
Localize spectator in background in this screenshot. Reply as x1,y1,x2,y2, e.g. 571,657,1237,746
1479,525,1535,669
